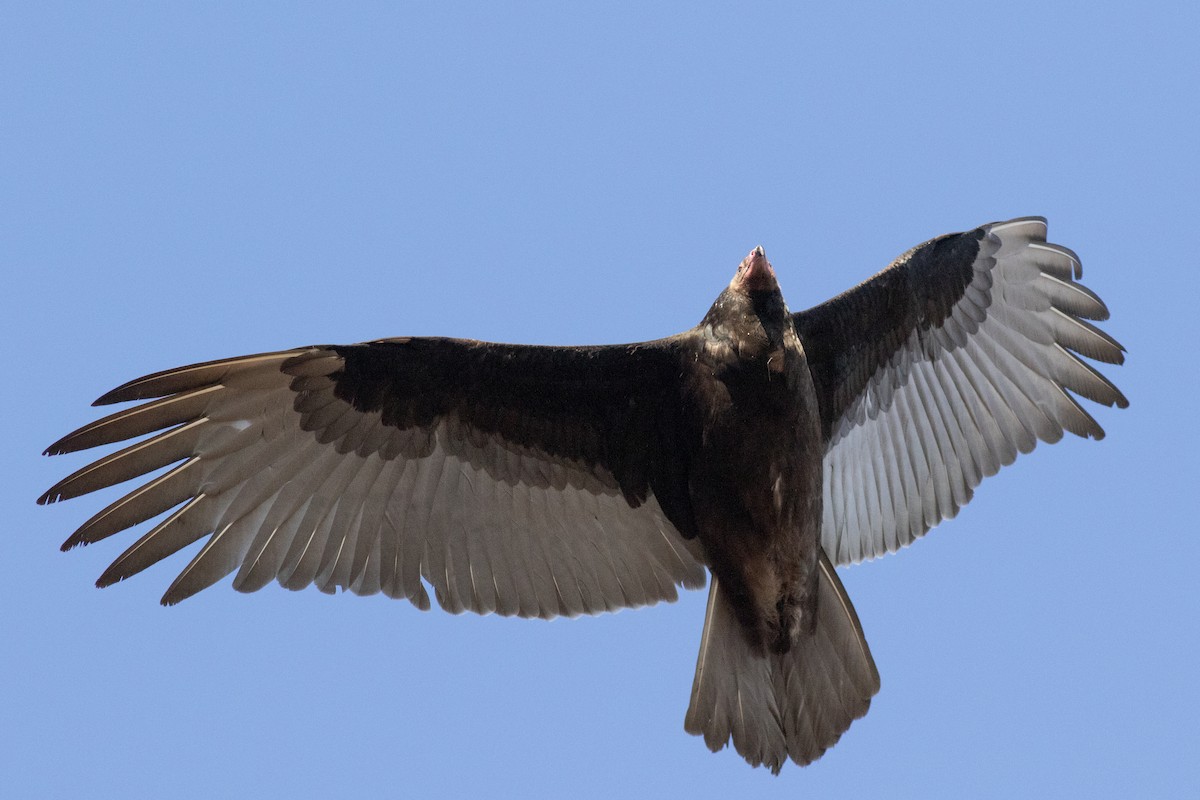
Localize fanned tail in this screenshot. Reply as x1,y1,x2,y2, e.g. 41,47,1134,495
684,552,880,772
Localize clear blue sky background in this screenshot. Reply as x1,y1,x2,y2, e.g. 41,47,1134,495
4,3,1196,798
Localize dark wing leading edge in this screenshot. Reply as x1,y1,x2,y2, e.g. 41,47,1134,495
794,218,1128,566
39,337,706,613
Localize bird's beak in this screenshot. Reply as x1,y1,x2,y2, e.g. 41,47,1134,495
734,246,777,293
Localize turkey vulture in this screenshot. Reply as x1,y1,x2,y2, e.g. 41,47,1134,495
39,217,1126,772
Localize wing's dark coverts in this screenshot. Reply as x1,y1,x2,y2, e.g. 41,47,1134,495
794,217,1127,564
40,217,1125,773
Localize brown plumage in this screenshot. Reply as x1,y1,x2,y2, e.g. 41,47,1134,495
40,217,1126,772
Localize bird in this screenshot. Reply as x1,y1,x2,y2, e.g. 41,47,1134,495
39,217,1127,773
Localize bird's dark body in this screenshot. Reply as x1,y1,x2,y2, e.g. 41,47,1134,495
683,284,823,654
40,218,1127,772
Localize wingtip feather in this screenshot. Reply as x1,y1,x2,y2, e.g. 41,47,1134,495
93,385,134,406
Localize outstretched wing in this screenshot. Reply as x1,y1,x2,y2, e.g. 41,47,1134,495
40,337,707,613
793,218,1127,565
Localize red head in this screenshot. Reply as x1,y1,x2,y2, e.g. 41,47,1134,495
731,245,778,294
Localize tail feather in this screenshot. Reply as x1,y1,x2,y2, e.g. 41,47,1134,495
684,551,879,772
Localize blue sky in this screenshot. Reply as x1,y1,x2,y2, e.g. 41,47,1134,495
4,2,1196,797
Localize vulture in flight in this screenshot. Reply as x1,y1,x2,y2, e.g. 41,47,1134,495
40,217,1127,772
